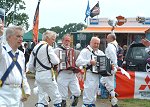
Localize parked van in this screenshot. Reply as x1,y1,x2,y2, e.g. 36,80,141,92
122,42,150,72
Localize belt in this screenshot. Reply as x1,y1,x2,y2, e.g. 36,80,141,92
4,83,21,88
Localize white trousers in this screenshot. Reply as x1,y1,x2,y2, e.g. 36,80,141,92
83,71,100,104
100,75,115,97
57,71,81,100
0,85,22,107
37,86,50,107
35,70,62,105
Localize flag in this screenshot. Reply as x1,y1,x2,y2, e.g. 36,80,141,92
84,0,90,22
116,71,150,99
33,0,41,44
90,1,100,18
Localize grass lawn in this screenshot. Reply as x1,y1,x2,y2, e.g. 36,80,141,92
118,99,150,107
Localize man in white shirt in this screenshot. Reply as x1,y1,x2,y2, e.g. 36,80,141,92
76,37,105,107
0,25,31,107
100,33,119,107
28,30,62,107
54,34,81,107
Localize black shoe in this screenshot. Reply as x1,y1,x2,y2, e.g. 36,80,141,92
61,100,67,107
115,93,119,97
112,104,118,107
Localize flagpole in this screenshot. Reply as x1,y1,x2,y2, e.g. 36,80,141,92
84,0,90,24
87,18,89,26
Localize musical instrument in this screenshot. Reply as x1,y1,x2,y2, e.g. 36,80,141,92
58,48,80,73
92,55,112,76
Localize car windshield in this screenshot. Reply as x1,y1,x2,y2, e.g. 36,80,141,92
130,47,148,60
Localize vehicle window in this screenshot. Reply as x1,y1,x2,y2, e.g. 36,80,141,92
130,47,147,60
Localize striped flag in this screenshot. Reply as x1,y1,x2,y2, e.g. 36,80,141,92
90,1,100,18
33,0,41,44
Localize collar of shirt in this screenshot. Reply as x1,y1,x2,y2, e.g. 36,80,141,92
4,43,19,54
87,45,93,52
39,41,47,44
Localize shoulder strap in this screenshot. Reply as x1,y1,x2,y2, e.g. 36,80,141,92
59,45,66,50
32,44,51,70
86,46,97,56
110,43,118,53
46,44,52,65
33,44,44,67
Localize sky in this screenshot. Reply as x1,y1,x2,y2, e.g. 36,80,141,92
24,0,150,30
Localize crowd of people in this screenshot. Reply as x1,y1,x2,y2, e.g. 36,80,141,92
0,22,150,107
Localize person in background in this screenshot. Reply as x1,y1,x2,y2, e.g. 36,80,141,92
24,43,30,66
117,44,124,67
141,38,150,54
28,30,62,107
141,38,150,64
18,44,24,53
76,37,105,107
122,45,128,61
54,34,81,107
100,33,119,107
0,25,31,107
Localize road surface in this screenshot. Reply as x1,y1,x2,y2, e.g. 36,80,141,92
24,76,111,107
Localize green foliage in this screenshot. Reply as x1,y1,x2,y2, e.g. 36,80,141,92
0,0,29,30
39,23,87,41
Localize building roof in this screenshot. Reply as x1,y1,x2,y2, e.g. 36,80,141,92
23,30,42,41
78,27,150,34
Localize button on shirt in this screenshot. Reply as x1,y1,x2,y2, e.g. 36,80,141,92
0,38,25,85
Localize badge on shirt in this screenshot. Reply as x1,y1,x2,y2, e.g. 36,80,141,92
13,57,17,62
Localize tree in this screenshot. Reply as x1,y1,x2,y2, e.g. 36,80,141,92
39,23,87,41
45,23,87,40
0,0,29,30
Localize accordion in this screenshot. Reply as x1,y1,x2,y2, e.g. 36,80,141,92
92,55,112,76
58,48,80,73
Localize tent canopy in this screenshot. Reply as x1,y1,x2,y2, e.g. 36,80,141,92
78,27,150,34
23,30,42,41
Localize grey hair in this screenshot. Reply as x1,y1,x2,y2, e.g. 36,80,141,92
42,30,57,40
108,33,116,40
5,26,24,40
62,34,70,40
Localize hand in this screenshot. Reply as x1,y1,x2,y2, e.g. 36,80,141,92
111,66,117,74
141,39,150,47
21,94,30,102
90,60,97,66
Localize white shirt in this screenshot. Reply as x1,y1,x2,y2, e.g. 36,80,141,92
76,45,105,67
28,41,60,73
0,41,24,85
105,43,118,67
0,36,31,94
